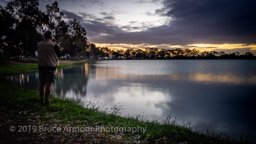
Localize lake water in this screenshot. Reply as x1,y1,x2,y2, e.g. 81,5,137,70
6,60,256,140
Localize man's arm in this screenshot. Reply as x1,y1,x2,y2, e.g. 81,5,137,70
55,44,61,57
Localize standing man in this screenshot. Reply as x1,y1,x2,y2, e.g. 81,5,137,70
38,31,61,106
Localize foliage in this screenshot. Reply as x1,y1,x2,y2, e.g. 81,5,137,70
0,0,87,59
91,45,255,60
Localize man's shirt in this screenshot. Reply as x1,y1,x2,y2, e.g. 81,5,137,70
37,39,61,70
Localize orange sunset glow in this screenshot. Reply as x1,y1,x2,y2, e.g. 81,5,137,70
94,43,256,54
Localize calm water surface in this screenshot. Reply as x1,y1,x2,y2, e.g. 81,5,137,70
6,60,256,140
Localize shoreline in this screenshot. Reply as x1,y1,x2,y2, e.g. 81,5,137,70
0,59,95,74
0,82,245,144
0,61,251,143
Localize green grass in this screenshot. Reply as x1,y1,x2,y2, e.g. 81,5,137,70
0,61,252,143
0,59,92,74
0,82,247,143
0,63,38,74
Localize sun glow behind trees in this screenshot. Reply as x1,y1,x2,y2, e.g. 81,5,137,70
94,43,256,54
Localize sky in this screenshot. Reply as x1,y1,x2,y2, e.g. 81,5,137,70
1,0,256,54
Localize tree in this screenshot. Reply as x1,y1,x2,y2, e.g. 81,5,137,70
158,49,166,59
46,1,63,30
68,19,87,56
3,0,48,56
245,52,253,58
0,5,17,58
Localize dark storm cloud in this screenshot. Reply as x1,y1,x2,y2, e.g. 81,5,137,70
62,10,123,42
59,0,256,45
83,20,122,38
100,12,111,16
133,0,162,4
63,10,113,23
38,0,105,12
63,10,84,21
102,16,115,21
95,0,256,45
40,0,102,4
161,0,256,43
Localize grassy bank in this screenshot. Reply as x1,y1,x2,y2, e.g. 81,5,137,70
0,62,251,143
0,82,246,144
0,59,94,74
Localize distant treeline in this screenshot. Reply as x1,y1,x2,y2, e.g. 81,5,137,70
91,45,255,60
0,0,87,59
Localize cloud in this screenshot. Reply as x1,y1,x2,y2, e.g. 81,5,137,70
164,0,256,42
61,0,256,48
99,12,115,21
62,10,123,42
3,0,256,46
38,0,105,12
91,0,256,45
133,0,163,4
63,10,84,21
102,16,115,21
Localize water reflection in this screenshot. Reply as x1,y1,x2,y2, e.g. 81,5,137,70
6,64,89,103
86,60,256,141
5,60,256,141
6,72,39,90
54,66,88,102
92,67,256,85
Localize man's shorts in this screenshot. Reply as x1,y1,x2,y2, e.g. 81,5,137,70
39,69,56,84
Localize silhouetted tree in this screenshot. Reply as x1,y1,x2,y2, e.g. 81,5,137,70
0,0,88,59
245,52,253,58
0,5,16,58
1,0,48,57
68,19,87,56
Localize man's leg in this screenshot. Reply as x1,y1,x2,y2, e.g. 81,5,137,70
39,82,45,104
45,82,52,105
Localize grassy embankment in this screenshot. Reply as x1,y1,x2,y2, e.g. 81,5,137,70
0,59,94,74
0,60,251,143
